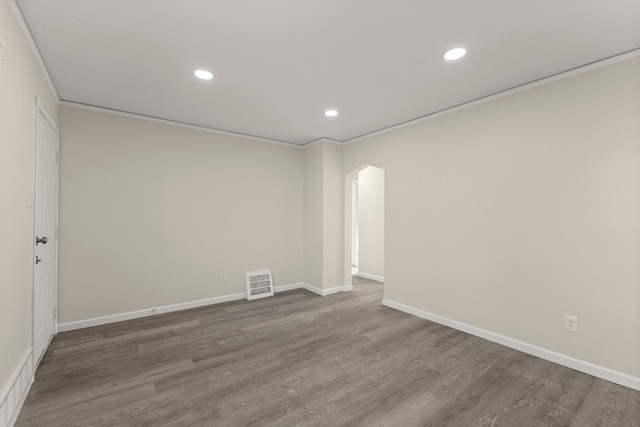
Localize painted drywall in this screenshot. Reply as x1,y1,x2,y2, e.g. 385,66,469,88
303,141,345,290
357,166,384,278
0,0,58,392
343,57,640,377
303,143,324,288
322,143,344,289
58,106,303,323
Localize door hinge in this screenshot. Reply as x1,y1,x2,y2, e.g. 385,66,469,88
53,307,57,319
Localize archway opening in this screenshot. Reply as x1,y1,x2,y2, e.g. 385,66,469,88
343,165,385,289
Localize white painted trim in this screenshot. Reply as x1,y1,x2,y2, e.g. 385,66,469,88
302,282,353,296
277,282,355,295
58,282,307,332
345,49,640,145
33,99,59,367
8,0,59,101
301,283,324,296
58,101,304,148
302,137,344,148
36,98,59,134
58,293,244,332
341,284,354,292
274,282,305,292
0,349,34,427
57,281,355,333
356,272,384,282
382,298,640,392
321,285,353,296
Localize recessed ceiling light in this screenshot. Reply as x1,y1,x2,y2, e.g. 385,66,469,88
194,69,213,80
325,110,338,117
443,47,467,61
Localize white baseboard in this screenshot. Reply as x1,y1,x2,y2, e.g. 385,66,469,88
57,282,355,333
0,349,34,427
273,282,304,293
382,298,640,392
276,282,355,295
342,284,355,292
58,283,312,332
58,293,246,332
302,282,353,296
357,272,384,282
301,283,323,295
321,284,354,295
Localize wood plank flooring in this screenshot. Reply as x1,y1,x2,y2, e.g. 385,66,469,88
16,277,640,426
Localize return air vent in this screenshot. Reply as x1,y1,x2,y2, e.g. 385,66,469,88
245,270,274,300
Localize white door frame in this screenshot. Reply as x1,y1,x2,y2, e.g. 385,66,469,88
33,99,59,367
352,177,359,268
343,164,386,286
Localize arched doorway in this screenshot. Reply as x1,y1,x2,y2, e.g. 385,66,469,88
343,165,385,288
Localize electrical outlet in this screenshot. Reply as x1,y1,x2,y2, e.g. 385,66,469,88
564,315,578,333
220,272,227,282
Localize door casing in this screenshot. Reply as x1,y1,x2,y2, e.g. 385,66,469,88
33,99,59,367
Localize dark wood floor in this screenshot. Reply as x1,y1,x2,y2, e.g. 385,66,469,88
17,277,640,426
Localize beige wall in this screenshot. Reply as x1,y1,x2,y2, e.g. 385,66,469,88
3,0,639,389
303,143,324,288
0,1,58,390
322,143,344,289
357,166,384,278
58,106,303,322
303,141,345,290
344,57,640,377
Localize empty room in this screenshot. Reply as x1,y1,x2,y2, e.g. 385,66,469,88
2,0,640,426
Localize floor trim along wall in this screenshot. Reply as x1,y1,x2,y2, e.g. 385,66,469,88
58,293,245,332
302,283,354,296
382,298,640,392
356,272,384,282
0,349,34,427
57,282,354,333
273,282,305,293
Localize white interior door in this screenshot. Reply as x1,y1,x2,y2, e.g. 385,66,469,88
33,101,59,366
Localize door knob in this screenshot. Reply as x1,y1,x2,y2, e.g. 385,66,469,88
36,236,48,245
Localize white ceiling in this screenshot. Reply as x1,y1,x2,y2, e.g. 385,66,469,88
15,0,640,146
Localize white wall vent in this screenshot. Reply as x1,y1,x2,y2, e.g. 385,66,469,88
245,269,274,300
